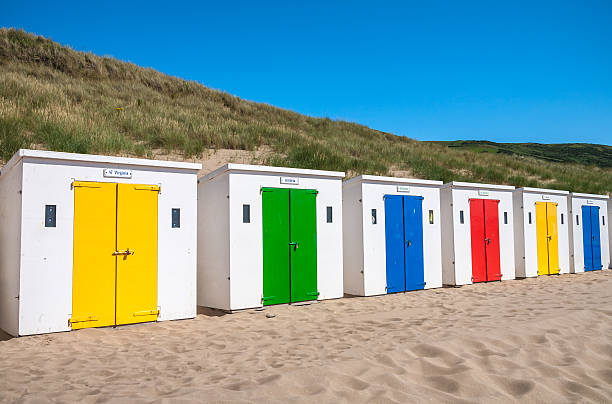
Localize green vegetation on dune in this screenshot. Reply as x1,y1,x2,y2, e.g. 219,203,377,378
0,28,610,194
433,140,612,168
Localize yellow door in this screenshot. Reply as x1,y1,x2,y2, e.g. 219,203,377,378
535,202,550,275
546,203,560,274
71,182,117,329
115,183,159,325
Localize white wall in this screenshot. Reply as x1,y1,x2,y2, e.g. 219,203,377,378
443,187,515,286
0,161,23,336
512,191,526,278
569,196,609,273
440,187,456,285
227,171,344,311
17,157,197,336
197,173,231,310
341,181,365,296
609,202,612,269
514,191,570,278
358,181,442,296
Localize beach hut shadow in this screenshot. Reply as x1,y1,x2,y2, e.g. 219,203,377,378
0,329,13,341
197,306,228,317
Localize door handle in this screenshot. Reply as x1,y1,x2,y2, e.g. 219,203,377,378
485,238,491,244
547,236,552,241
289,242,299,250
113,248,134,256
405,240,411,246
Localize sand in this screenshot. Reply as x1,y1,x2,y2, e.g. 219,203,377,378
1,271,611,403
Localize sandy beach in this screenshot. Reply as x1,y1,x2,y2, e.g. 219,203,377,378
1,270,611,403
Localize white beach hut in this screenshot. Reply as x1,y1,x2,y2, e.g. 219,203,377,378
197,164,344,311
0,149,200,336
568,193,610,273
342,175,443,296
609,202,612,269
440,182,515,286
513,188,570,278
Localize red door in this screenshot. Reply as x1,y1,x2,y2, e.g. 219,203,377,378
469,199,487,283
470,199,502,282
483,200,502,281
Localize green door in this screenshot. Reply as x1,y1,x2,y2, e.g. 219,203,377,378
262,188,317,306
262,188,291,305
289,189,318,303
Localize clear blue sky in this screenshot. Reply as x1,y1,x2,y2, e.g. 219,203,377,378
3,1,612,145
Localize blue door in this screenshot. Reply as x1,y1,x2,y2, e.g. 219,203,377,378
384,195,425,293
403,196,425,291
384,195,405,293
590,206,602,271
582,205,602,271
582,206,593,271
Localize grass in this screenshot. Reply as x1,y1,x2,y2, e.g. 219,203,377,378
0,28,611,194
433,140,612,168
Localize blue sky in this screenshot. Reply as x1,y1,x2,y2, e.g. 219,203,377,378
3,1,612,145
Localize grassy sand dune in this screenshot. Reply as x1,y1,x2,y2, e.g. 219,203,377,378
1,28,611,194
0,271,611,402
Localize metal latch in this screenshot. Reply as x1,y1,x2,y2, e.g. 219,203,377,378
113,248,134,256
289,242,299,250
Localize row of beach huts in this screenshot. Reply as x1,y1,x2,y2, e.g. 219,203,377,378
0,149,609,336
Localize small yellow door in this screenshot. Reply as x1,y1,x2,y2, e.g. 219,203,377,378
535,202,549,275
71,182,117,329
115,184,159,325
546,203,560,274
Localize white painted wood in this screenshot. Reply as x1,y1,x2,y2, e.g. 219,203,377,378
197,173,231,310
441,182,516,286
341,180,365,296
0,160,23,336
342,176,443,296
513,188,570,278
0,150,200,336
568,193,609,273
198,164,345,311
609,201,612,269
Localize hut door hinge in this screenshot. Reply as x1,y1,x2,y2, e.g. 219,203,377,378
69,316,99,324
133,309,160,317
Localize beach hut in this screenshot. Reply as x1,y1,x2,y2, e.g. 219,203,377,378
0,149,200,336
197,164,344,311
440,182,515,286
342,175,443,296
569,193,610,273
513,188,570,278
609,202,612,269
